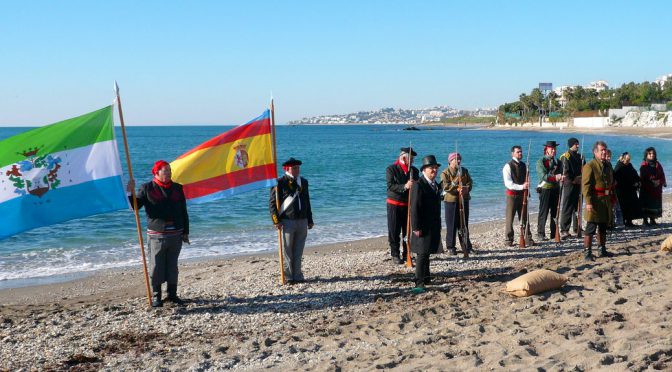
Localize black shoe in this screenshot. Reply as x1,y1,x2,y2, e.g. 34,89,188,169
423,277,432,285
392,257,403,265
643,218,651,226
584,250,595,261
599,246,614,258
151,288,163,308
448,247,457,255
624,221,635,227
505,241,514,247
537,235,549,241
650,219,658,226
560,232,571,240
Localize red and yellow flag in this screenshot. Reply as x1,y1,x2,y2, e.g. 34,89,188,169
171,110,277,203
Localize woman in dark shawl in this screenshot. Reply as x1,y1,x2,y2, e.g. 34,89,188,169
614,152,641,227
639,147,667,225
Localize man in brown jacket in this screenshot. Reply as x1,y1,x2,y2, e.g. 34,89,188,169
440,152,473,256
582,141,615,261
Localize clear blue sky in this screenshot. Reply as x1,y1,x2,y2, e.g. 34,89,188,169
1,0,670,126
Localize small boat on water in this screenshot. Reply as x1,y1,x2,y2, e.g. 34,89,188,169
402,126,420,131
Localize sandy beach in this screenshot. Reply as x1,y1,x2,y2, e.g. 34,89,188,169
1,195,671,370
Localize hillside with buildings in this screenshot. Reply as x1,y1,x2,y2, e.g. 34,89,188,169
288,106,496,125
497,73,672,129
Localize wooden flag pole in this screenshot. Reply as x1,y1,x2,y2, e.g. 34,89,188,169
114,82,152,307
270,99,286,285
405,142,414,268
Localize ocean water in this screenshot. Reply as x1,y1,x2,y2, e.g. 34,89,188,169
0,125,670,288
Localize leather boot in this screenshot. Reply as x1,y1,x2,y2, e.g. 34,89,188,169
583,235,594,261
598,231,613,257
151,287,163,308
167,284,185,305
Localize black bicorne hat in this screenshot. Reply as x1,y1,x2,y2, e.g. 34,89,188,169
543,140,560,147
400,147,418,156
282,157,302,166
420,155,441,170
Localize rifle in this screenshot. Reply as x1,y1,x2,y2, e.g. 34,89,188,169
554,159,564,243
576,137,585,238
456,142,469,257
405,142,414,268
519,140,532,248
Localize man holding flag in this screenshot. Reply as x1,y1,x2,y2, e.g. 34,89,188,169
270,158,314,284
127,161,189,307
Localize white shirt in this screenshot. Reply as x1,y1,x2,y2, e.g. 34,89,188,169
502,158,525,191
423,173,439,191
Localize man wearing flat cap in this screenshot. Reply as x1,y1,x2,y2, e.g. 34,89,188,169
270,157,314,284
386,147,420,264
559,137,583,239
535,141,564,240
410,155,443,291
440,152,473,256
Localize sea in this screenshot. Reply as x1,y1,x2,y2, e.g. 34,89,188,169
0,124,670,289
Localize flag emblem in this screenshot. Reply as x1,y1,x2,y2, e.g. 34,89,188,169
5,147,63,198
233,142,249,169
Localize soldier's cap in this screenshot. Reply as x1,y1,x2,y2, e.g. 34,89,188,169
420,155,441,170
282,157,302,167
543,140,560,147
567,137,579,147
400,147,418,156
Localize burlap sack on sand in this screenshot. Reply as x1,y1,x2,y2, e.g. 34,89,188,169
504,269,568,297
661,235,672,252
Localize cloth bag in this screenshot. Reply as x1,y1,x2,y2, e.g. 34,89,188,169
504,269,568,297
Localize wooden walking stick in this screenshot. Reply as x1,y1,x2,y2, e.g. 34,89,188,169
456,142,469,257
519,140,532,248
270,99,285,285
405,143,414,268
114,82,152,307
576,137,585,238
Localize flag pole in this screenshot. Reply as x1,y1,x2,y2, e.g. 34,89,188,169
114,82,152,307
270,99,286,285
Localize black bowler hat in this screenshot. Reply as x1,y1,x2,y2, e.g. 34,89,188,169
543,140,560,147
420,155,441,170
282,157,302,167
568,137,579,147
400,147,418,156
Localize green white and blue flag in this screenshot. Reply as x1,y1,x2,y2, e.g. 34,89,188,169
0,106,129,240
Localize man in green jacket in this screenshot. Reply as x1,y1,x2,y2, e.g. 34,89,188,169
536,141,563,241
582,141,615,261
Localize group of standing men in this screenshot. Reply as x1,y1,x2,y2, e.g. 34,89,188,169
386,137,666,291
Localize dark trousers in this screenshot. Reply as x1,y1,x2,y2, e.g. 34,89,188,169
444,200,471,250
537,187,560,238
505,194,532,243
560,184,580,233
415,252,431,287
387,203,408,258
585,221,607,236
148,234,183,292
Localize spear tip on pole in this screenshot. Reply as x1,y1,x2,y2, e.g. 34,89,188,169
114,81,119,95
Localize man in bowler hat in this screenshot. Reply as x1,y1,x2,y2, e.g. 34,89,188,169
535,140,564,240
386,147,419,264
410,155,442,292
270,157,314,283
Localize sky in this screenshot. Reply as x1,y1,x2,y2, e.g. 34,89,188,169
1,0,671,126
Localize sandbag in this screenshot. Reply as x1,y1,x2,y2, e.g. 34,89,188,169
661,235,672,252
505,269,568,297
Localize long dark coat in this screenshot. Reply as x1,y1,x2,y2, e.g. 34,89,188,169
614,161,641,220
410,175,442,255
639,161,666,218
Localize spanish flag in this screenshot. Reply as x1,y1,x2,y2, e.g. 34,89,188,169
170,110,277,203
